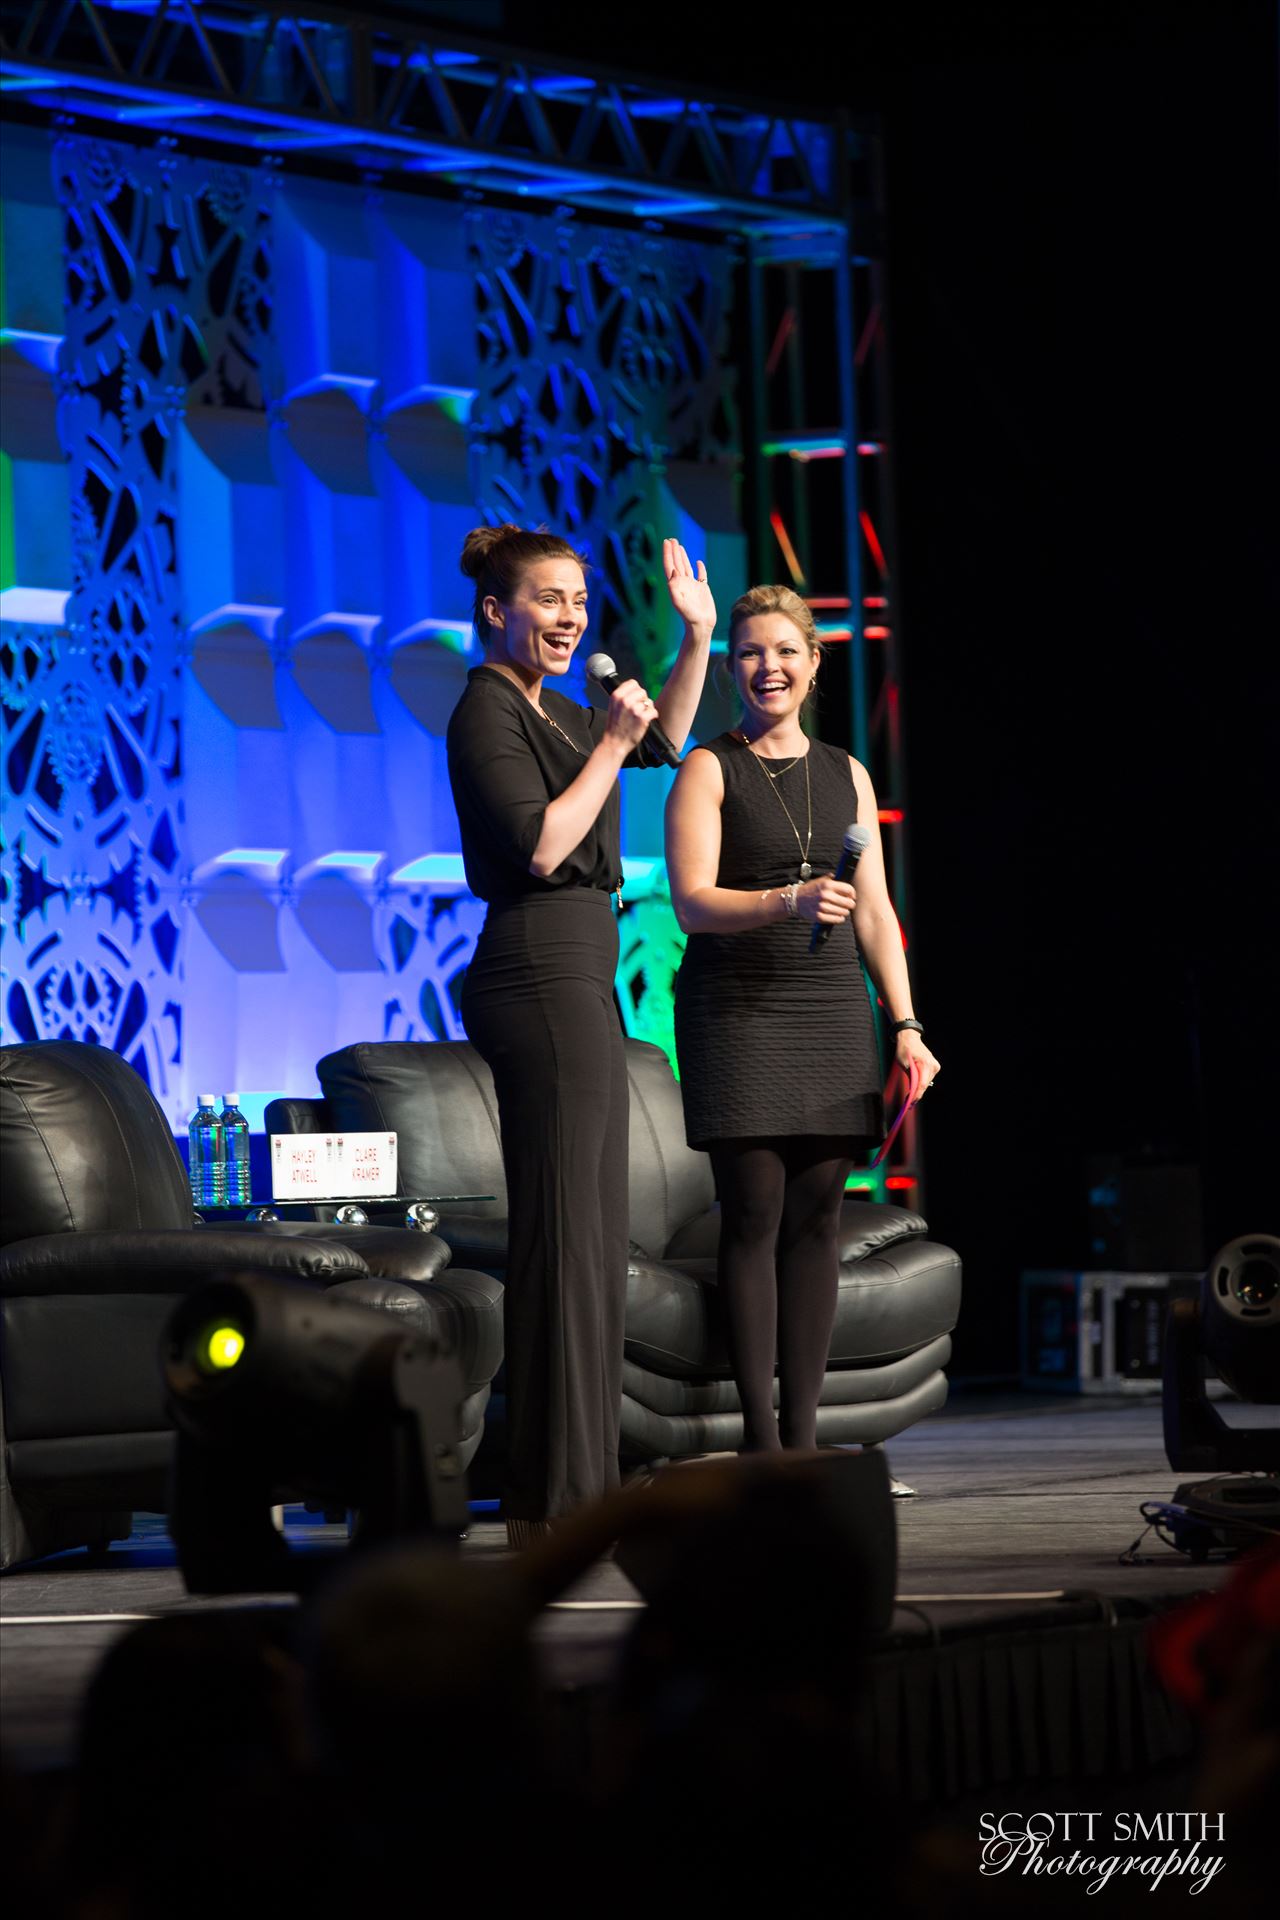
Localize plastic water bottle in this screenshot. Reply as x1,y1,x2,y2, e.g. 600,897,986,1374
188,1096,226,1207
221,1094,252,1207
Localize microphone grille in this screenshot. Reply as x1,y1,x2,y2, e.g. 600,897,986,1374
584,652,616,684
844,823,873,854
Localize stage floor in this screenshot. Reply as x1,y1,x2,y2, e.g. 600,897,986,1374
0,1394,1241,1771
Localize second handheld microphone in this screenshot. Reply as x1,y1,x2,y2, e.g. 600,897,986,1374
584,653,681,768
809,822,872,953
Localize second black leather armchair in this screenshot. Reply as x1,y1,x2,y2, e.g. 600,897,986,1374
0,1041,504,1569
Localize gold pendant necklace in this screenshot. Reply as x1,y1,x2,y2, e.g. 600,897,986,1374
537,704,584,754
739,733,812,879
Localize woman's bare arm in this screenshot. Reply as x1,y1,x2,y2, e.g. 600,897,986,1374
651,538,716,752
665,750,856,932
849,756,941,1088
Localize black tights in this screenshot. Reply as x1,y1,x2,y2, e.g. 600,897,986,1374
708,1137,854,1452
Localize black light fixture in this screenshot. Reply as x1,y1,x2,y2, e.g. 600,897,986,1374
162,1273,470,1594
1162,1233,1280,1552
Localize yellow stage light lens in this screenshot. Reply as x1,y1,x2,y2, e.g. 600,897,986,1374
196,1323,245,1373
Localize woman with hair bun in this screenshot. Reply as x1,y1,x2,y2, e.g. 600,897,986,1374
666,585,940,1455
448,525,714,1543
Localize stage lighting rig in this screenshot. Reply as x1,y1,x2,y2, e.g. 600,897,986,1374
163,1273,470,1594
1161,1234,1280,1556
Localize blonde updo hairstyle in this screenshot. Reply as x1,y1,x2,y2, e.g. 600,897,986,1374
460,523,591,646
726,584,822,709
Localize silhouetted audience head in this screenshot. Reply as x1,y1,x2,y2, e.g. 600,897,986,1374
67,1611,308,1919
300,1541,550,1879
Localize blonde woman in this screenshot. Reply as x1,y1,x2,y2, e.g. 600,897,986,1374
665,586,940,1452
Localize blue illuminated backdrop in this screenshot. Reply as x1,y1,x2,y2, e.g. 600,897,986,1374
1,122,745,1121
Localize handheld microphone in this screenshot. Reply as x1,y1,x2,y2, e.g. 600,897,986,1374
809,822,872,953
584,653,682,768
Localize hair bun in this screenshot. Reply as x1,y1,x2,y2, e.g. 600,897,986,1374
459,523,525,579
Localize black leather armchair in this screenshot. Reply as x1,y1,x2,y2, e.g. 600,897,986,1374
0,1042,503,1569
268,1039,962,1463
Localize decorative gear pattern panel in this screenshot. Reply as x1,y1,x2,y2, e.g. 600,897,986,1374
0,135,272,1096
467,208,738,692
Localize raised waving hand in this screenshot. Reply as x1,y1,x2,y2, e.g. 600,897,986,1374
663,536,716,636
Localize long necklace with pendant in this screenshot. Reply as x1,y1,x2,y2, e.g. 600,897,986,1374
537,704,584,754
740,733,813,879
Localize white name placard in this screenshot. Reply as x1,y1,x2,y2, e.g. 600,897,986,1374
333,1131,398,1196
270,1132,398,1200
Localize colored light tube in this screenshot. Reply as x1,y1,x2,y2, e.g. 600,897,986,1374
636,198,722,217
859,511,888,578
761,434,848,457
769,511,805,588
765,307,796,377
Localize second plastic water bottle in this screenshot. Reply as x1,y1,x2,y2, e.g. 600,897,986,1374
188,1096,225,1207
221,1094,252,1207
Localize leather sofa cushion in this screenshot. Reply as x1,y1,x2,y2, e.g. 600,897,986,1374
619,1370,950,1462
263,1097,327,1136
3,1292,184,1437
664,1197,930,1263
625,1236,962,1380
0,1229,369,1297
621,1334,952,1415
436,1212,509,1271
326,1267,504,1397
218,1222,453,1284
317,1042,508,1220
5,1431,174,1503
427,1267,505,1395
624,1041,717,1255
1,1042,192,1246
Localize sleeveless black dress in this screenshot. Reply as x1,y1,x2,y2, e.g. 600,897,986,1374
673,732,885,1150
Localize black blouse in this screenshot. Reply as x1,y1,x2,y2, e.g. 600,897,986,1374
447,665,640,904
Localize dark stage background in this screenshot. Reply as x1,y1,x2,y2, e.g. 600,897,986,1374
441,0,1279,1376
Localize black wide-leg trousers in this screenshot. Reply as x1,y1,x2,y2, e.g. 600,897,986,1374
462,890,628,1522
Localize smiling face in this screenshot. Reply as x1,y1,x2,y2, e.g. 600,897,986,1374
483,556,589,684
730,611,817,728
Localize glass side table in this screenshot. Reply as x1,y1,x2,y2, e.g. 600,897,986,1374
194,1193,494,1231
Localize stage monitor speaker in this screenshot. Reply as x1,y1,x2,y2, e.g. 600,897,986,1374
614,1447,897,1635
163,1272,470,1594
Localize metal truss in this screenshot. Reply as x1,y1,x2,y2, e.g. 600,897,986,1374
744,214,921,1207
1,0,849,239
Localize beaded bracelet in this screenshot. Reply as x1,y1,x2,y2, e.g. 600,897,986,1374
780,883,800,920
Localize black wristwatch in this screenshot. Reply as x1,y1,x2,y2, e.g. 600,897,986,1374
892,1018,924,1036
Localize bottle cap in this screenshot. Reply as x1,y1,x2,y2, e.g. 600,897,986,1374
223,1093,240,1105
198,1094,217,1106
